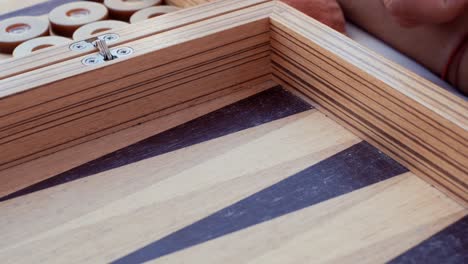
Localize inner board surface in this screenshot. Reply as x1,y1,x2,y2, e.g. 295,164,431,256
0,86,466,263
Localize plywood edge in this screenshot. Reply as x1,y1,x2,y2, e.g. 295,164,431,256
0,3,275,196
270,2,467,206
0,3,273,101
0,0,271,80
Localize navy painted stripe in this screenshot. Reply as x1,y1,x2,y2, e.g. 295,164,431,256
112,141,408,264
0,87,312,202
389,215,468,264
0,0,76,21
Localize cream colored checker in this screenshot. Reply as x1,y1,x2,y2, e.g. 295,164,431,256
73,20,128,40
104,0,162,21
0,16,49,53
48,1,108,37
130,5,181,23
12,36,71,57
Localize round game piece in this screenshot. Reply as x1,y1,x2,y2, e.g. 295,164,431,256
12,36,71,57
73,20,128,40
104,0,162,21
0,16,49,53
49,1,109,37
130,5,181,23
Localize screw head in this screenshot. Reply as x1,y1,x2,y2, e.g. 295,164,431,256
100,33,119,42
82,55,104,65
70,41,90,51
112,47,134,58
117,48,130,55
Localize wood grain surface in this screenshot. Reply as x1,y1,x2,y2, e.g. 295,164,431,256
0,89,465,263
269,1,467,205
0,1,466,262
0,3,275,196
1,87,312,201
0,0,265,79
1,0,466,205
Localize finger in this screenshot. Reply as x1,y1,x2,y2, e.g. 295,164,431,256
383,0,468,26
282,0,346,33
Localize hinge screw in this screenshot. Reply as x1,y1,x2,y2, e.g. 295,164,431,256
100,33,119,42
82,56,103,65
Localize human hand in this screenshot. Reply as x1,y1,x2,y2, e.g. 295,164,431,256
383,0,468,27
281,0,346,33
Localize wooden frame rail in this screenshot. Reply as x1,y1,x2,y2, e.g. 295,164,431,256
0,0,466,206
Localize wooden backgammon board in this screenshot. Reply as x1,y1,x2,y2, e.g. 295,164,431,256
0,0,467,263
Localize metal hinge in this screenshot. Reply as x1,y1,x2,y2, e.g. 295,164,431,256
69,33,134,66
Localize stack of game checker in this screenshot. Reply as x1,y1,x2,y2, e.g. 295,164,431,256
0,0,184,59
